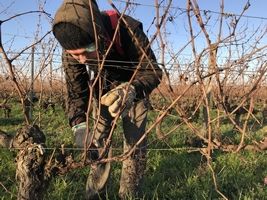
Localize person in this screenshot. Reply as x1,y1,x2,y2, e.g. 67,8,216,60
52,0,162,199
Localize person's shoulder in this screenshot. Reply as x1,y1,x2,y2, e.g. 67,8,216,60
123,15,143,30
100,11,143,31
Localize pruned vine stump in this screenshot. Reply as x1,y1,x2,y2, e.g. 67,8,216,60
12,125,47,200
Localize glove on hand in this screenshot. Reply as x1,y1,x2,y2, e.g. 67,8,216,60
72,122,90,148
72,122,99,160
101,82,136,117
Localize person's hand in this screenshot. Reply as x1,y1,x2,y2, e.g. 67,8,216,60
72,122,89,148
101,82,136,117
72,122,99,160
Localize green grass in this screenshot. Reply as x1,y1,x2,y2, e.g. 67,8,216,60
0,101,267,199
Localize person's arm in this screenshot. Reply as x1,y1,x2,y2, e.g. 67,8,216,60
122,24,163,100
62,50,90,126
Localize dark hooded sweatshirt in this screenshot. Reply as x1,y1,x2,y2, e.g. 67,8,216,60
52,0,162,126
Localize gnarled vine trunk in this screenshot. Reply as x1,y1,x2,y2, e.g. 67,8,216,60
12,125,47,200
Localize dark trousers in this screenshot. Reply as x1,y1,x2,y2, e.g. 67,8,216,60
86,98,149,199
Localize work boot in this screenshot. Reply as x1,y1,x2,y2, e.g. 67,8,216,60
119,150,146,199
85,149,112,200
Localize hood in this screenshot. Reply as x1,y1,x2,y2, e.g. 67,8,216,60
52,0,107,50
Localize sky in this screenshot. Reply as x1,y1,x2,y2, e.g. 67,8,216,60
1,0,266,47
0,0,267,76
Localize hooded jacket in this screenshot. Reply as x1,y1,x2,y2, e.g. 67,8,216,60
52,0,163,125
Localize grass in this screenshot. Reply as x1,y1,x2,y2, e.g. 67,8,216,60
0,101,267,199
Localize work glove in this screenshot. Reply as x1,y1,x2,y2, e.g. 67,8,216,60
72,122,89,148
72,122,99,160
101,82,136,118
